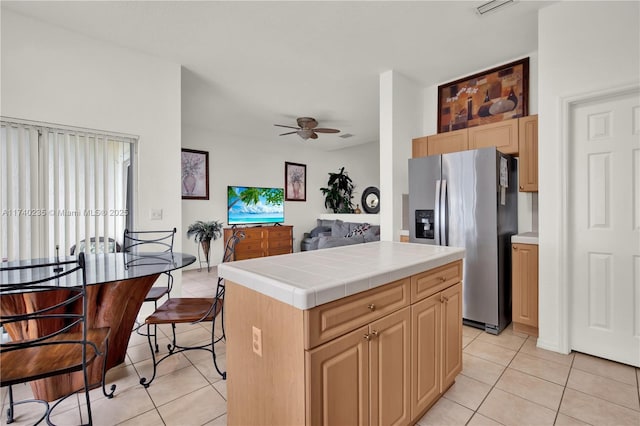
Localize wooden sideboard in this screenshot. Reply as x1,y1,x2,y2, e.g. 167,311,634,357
224,225,293,260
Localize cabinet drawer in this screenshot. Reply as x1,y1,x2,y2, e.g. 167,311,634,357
411,261,462,303
268,247,292,256
305,278,410,349
269,229,292,240
236,241,264,252
242,230,264,241
269,238,291,249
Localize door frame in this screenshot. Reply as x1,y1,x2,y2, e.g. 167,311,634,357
557,82,640,354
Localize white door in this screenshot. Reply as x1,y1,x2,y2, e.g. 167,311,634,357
569,87,640,367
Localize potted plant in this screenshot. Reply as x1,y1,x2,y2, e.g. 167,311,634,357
320,167,355,213
186,220,224,263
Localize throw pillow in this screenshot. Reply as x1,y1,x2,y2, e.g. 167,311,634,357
331,219,350,237
346,223,371,237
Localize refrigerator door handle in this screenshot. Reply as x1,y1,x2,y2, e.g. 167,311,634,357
434,179,441,245
440,179,448,246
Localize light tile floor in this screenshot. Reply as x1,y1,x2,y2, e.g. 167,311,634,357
2,269,639,425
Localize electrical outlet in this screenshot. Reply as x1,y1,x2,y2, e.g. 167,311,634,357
150,209,163,220
252,326,262,357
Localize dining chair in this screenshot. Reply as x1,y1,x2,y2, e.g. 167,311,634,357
123,228,177,353
139,229,245,387
0,253,115,425
69,237,122,255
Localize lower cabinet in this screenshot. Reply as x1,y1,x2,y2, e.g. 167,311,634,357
512,243,539,336
411,282,462,418
308,307,411,426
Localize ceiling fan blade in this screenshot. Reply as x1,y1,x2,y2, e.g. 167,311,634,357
279,131,298,136
314,128,340,134
274,124,301,130
310,132,319,140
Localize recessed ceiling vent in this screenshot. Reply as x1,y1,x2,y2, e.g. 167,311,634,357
476,0,515,15
339,133,354,139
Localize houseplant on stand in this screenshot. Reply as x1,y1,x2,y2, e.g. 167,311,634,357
320,167,355,213
187,220,224,272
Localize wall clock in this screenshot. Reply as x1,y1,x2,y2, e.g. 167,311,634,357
361,186,380,214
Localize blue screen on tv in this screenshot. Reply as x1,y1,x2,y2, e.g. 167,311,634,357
227,186,285,225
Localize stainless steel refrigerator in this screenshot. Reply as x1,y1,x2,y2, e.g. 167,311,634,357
408,147,517,334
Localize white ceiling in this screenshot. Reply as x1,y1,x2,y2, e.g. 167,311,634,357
2,1,552,151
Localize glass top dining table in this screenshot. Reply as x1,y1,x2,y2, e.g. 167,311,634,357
0,251,196,401
1,252,196,290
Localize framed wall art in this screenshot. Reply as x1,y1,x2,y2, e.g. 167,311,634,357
285,161,306,201
437,57,529,133
181,148,209,200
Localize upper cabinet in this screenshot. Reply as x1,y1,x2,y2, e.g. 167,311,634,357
518,115,538,192
467,119,519,155
411,115,538,192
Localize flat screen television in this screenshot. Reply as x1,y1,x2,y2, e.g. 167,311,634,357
227,186,285,225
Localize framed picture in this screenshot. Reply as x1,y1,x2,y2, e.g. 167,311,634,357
181,148,209,200
285,162,306,201
437,57,529,133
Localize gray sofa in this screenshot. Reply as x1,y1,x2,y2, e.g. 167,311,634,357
300,219,381,251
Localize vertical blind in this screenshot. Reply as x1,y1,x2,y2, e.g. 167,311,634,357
1,119,136,262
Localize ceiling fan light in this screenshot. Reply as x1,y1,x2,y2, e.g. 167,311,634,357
298,129,314,140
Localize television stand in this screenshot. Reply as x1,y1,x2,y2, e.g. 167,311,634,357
223,225,293,261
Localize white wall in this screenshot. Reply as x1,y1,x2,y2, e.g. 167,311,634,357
379,70,422,241
1,10,183,293
537,1,640,352
181,125,379,268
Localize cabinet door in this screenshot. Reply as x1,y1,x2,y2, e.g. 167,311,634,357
468,119,519,154
370,307,411,426
441,282,463,390
518,115,538,192
512,244,539,330
410,293,440,419
307,325,370,426
412,136,429,158
427,129,469,156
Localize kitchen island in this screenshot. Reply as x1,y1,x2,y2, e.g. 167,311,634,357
218,241,465,426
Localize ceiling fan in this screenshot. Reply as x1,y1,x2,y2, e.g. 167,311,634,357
274,117,340,140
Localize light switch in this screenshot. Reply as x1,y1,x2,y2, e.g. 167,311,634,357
150,209,163,220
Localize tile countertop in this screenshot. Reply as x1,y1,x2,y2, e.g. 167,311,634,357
218,241,464,310
511,232,539,245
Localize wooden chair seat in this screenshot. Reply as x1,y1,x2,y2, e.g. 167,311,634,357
144,286,171,302
145,298,223,325
1,328,110,386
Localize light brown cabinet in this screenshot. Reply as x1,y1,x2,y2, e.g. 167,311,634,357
224,225,292,260
512,243,539,336
518,115,538,192
410,278,462,418
226,260,463,426
308,307,411,426
411,129,469,158
468,119,519,154
410,116,538,193
427,129,469,156
412,136,429,158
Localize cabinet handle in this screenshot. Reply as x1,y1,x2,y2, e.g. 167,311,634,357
370,330,379,337
440,276,447,282
364,334,371,341
367,304,376,311
519,185,524,190
440,295,449,303
513,246,518,250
